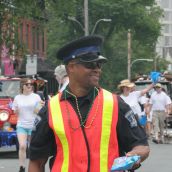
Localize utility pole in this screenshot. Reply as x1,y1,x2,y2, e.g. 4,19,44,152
154,56,157,71
127,29,131,80
84,0,89,36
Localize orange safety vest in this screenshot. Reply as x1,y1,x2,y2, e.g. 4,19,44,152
48,89,119,172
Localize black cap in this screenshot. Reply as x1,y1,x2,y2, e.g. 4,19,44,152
56,35,107,64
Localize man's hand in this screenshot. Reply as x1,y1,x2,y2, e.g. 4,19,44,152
126,152,141,170
126,145,150,171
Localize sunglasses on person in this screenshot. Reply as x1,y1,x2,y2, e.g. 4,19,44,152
75,61,103,69
24,83,33,86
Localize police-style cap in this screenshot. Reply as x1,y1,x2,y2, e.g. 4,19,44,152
56,35,107,64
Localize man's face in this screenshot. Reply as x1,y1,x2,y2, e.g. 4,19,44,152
155,87,161,93
67,60,103,89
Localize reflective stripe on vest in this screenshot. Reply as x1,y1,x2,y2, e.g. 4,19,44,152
49,94,69,171
49,89,118,172
100,89,114,171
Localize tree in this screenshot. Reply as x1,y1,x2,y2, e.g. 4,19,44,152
44,0,164,91
0,0,45,61
1,0,164,91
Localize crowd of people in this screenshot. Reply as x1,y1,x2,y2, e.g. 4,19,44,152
11,35,172,172
117,79,172,145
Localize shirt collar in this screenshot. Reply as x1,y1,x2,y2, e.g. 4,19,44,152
60,86,98,102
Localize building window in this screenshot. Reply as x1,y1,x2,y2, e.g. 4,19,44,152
170,24,172,33
36,28,39,50
26,24,29,48
32,26,36,52
164,36,170,46
164,36,172,46
19,23,23,44
42,30,44,52
164,11,170,21
170,36,172,46
161,0,170,8
164,24,170,33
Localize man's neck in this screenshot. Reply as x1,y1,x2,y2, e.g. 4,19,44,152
68,84,92,97
123,91,129,97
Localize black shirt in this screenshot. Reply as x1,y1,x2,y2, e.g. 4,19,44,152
29,87,148,161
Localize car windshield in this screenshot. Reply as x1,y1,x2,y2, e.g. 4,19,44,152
0,80,20,98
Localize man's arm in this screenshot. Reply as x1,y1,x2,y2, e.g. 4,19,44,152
165,95,172,116
126,145,150,162
117,96,150,170
165,104,171,116
29,158,47,172
140,83,154,96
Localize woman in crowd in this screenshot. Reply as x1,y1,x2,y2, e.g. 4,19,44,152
118,79,154,125
12,78,42,172
118,80,153,114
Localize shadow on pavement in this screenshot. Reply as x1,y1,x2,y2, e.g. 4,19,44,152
0,146,18,159
0,151,18,159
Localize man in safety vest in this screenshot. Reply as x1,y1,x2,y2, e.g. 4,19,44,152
28,35,150,172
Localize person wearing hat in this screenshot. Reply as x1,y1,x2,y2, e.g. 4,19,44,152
148,83,172,144
54,64,69,93
118,79,153,121
28,35,149,172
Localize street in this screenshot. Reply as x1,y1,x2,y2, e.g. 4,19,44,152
138,140,172,172
0,141,172,172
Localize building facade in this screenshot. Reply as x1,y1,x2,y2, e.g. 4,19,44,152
156,0,172,65
0,12,47,76
18,19,46,60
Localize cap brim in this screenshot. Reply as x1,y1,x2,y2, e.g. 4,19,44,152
79,55,107,63
155,86,161,88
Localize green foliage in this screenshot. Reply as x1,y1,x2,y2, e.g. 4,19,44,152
0,0,165,91
100,29,128,91
0,0,45,57
44,0,164,91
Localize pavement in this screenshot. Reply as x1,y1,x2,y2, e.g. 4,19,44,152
137,140,172,172
0,146,49,171
1,140,172,172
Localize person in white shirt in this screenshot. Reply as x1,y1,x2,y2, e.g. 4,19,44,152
118,79,154,120
148,83,172,144
12,78,42,172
